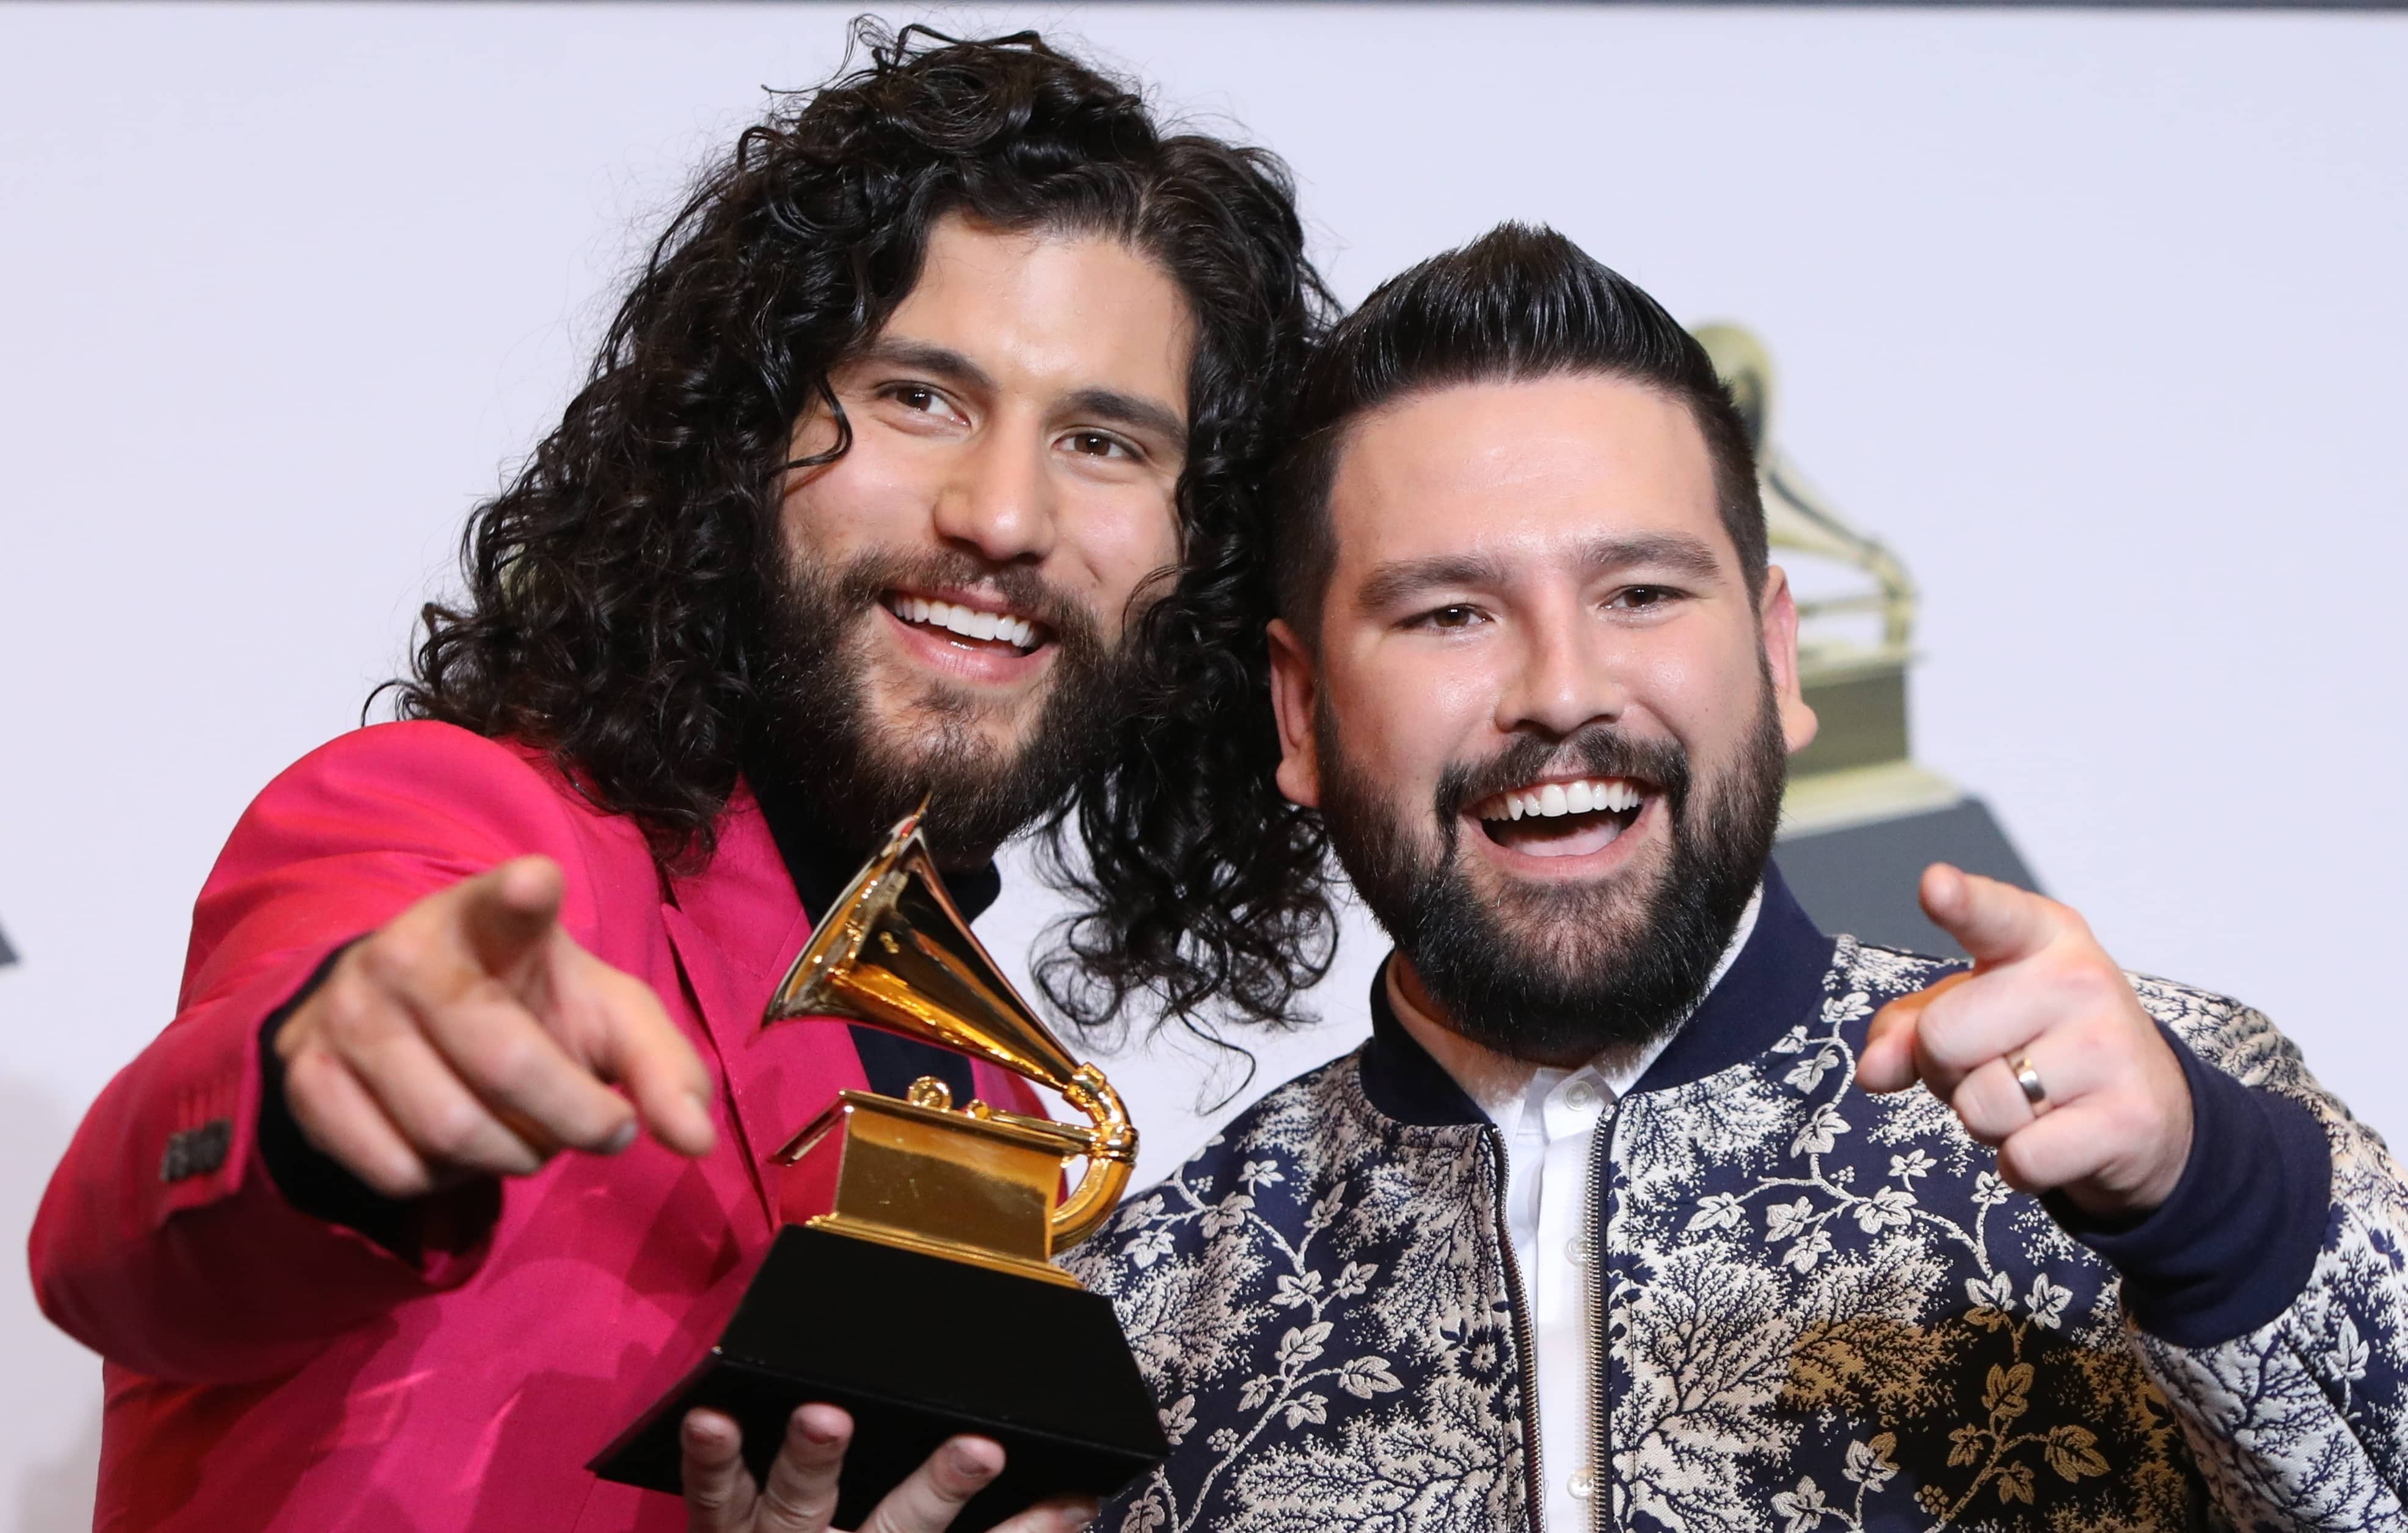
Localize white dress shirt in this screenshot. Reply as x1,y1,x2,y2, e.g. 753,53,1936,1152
1385,885,1762,1533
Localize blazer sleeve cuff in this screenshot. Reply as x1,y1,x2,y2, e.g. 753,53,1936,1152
34,942,499,1381
2049,1022,2331,1348
254,940,500,1265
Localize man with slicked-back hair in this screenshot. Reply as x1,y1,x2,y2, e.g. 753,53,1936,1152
1073,224,2408,1532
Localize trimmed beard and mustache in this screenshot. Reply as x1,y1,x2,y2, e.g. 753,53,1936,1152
746,542,1139,866
1317,673,1789,1069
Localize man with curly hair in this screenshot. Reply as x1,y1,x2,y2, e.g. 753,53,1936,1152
31,26,1336,1533
1071,224,2408,1531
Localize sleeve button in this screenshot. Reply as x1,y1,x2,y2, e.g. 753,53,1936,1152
160,1118,233,1182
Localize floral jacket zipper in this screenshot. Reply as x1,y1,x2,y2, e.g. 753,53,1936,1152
1586,1101,1617,1533
1486,1122,1547,1533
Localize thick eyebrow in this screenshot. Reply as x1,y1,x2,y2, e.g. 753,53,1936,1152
849,338,997,395
1354,532,1728,613
1060,386,1188,449
1356,552,1512,614
848,339,1186,447
1572,532,1725,584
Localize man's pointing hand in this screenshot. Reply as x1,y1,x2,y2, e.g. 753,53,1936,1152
277,855,717,1197
1858,864,2193,1218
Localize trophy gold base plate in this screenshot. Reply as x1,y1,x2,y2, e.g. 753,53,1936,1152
590,1224,1167,1531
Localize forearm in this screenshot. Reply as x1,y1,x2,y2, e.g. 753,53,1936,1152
29,944,497,1383
2133,1141,2408,1527
2111,997,2408,1523
2054,1024,2330,1347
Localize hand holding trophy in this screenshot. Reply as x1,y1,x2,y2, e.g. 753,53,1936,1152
593,805,1166,1531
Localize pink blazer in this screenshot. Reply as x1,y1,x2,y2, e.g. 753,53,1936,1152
28,722,1043,1531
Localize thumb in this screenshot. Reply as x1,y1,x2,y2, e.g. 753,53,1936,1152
1917,863,2055,967
1856,970,1974,1093
454,856,566,981
1856,994,1927,1094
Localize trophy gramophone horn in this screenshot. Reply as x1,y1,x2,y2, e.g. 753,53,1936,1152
764,803,1137,1253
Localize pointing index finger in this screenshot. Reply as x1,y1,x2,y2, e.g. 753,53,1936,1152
455,856,567,980
1918,864,2057,968
574,958,717,1158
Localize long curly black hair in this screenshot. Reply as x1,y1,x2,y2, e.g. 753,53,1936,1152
390,22,1339,1038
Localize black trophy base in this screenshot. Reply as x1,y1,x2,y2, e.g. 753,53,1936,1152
590,1224,1166,1531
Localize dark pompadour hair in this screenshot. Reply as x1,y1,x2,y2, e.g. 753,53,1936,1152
389,23,1340,1039
1272,223,1765,639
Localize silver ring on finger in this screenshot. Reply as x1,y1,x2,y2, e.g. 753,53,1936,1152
2008,1053,2047,1110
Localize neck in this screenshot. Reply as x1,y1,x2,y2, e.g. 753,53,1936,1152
1387,954,1666,1079
748,770,1005,924
1384,959,1545,1113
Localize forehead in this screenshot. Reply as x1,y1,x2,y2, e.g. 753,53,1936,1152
878,214,1195,409
1324,374,1728,585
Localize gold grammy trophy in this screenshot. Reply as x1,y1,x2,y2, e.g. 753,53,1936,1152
591,807,1167,1531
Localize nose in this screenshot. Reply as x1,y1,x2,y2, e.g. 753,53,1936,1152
1494,596,1627,740
929,420,1058,566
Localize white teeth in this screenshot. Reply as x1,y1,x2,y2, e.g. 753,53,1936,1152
1475,777,1647,822
893,596,1038,651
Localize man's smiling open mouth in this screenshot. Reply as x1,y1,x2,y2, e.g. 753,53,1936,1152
881,589,1051,656
1469,775,1651,858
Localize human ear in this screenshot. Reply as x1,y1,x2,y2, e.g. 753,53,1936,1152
1757,566,1820,756
1266,618,1323,809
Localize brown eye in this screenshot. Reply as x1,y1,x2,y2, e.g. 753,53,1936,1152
1429,606,1477,629
1064,431,1131,459
893,386,942,412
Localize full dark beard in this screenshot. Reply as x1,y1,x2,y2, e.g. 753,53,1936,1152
746,544,1134,867
1318,679,1788,1067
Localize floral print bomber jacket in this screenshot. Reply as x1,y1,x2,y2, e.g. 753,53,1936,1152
1068,868,2406,1532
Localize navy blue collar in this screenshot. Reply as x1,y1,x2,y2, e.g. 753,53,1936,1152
1359,860,1838,1129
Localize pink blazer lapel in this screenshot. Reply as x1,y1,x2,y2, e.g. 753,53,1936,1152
660,786,869,1217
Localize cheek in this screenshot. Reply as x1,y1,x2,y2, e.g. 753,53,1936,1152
1324,651,1490,800
781,434,938,558
1627,635,1765,755
1057,485,1181,622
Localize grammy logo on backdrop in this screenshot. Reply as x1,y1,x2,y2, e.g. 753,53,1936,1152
590,805,1167,1531
1690,323,2040,955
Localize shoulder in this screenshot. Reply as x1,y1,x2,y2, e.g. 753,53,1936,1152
1159,1053,1380,1192
2123,970,2318,1097
1073,1052,1376,1269
1821,935,1964,1016
258,720,567,813
1837,930,2315,1103
185,723,655,1000
233,722,642,867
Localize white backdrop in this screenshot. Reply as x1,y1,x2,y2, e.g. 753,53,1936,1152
4,4,2405,1526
